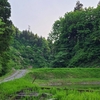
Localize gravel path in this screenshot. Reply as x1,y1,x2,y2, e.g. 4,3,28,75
0,70,27,84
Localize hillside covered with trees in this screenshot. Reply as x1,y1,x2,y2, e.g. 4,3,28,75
0,0,100,76
48,1,100,68
9,28,51,69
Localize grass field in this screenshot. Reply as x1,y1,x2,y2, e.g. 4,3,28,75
27,68,100,89
0,68,100,100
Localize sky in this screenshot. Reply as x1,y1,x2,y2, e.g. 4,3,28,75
8,0,99,38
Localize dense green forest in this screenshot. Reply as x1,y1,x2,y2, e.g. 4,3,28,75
0,0,100,75
48,1,100,68
9,28,51,69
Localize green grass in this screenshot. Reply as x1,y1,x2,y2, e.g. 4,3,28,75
29,68,100,78
0,78,38,100
0,69,16,82
1,68,100,100
26,68,100,89
52,89,100,100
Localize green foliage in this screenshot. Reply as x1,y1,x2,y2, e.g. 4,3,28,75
0,0,11,22
49,6,100,68
0,0,13,76
9,29,51,68
29,68,100,79
1,68,100,100
74,1,83,11
27,68,100,90
0,19,5,34
0,78,37,99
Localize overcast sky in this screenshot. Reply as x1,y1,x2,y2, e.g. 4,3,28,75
8,0,99,38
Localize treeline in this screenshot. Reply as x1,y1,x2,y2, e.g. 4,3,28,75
9,28,51,68
1,0,100,75
48,1,100,68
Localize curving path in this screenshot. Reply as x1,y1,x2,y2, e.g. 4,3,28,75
0,70,27,84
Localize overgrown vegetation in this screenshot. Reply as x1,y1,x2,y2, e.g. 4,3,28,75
27,68,100,89
1,68,100,100
1,0,100,74
0,78,38,99
1,0,100,99
48,1,100,68
8,0,100,69
9,29,51,69
0,0,12,75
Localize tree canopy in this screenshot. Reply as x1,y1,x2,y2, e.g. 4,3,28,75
48,5,100,68
0,0,12,75
9,29,51,69
74,1,83,11
1,1,100,74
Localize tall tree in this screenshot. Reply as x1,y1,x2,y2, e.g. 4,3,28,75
0,0,12,75
0,0,11,22
97,1,100,6
74,1,83,11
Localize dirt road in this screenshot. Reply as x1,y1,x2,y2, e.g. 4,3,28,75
0,70,27,84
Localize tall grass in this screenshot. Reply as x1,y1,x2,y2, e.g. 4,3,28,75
52,89,100,100
0,78,37,100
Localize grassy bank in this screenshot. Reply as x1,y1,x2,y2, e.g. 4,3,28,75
27,68,100,89
28,68,100,78
0,78,37,100
0,69,16,82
